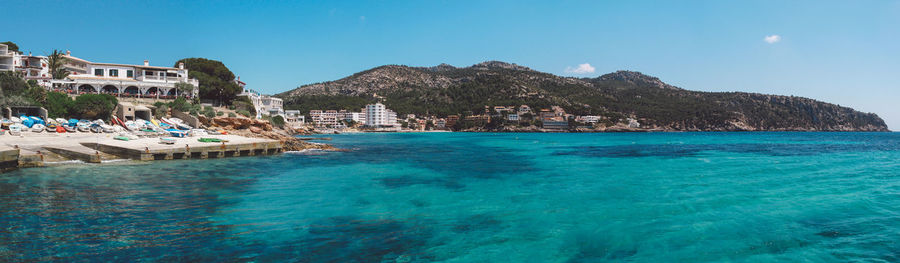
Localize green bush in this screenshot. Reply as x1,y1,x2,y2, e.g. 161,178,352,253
44,92,73,118
272,115,285,127
0,95,33,108
23,87,47,105
216,111,224,116
169,97,191,112
155,105,169,117
232,96,257,116
0,71,28,96
72,94,118,120
203,109,215,118
228,112,236,117
236,110,251,117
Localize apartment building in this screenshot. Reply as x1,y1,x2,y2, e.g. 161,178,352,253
365,103,398,127
55,51,200,98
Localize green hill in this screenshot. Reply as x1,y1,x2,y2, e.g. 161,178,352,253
277,61,887,131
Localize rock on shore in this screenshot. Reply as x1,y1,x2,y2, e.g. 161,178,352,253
198,116,343,152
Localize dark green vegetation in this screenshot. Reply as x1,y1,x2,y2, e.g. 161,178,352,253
175,58,241,105
231,96,257,117
46,50,70,80
1,72,119,119
70,94,118,120
278,61,888,131
1,41,18,52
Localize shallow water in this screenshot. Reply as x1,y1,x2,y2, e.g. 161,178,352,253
2,132,899,262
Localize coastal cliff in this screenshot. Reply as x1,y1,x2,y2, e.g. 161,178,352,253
278,61,888,132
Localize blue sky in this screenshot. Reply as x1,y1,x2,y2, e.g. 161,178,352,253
5,0,899,129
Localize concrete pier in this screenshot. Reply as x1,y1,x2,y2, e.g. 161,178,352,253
0,147,19,172
80,136,281,161
0,133,283,173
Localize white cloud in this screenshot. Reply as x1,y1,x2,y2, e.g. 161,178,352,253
564,63,596,74
764,35,781,44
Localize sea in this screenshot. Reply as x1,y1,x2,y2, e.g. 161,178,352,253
2,132,899,262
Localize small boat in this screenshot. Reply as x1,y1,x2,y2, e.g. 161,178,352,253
198,137,225,143
55,118,67,124
101,125,115,133
21,117,34,128
125,121,142,131
159,137,176,144
46,123,58,132
114,116,131,131
113,136,131,141
0,119,12,129
77,122,90,132
90,124,103,133
64,125,76,132
32,124,45,133
118,132,139,140
8,124,22,136
166,128,186,138
56,125,67,133
188,129,208,137
163,117,192,130
10,117,21,123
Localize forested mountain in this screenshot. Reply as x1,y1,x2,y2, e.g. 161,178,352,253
277,61,888,131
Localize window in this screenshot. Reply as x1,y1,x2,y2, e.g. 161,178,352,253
94,69,103,76
109,69,118,77
126,70,133,78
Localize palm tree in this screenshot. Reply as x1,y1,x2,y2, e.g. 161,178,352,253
45,49,69,80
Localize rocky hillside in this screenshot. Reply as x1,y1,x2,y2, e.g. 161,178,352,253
278,61,888,131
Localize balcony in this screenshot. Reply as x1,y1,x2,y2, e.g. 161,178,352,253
0,64,13,70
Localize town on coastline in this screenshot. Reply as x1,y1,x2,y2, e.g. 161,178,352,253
299,103,641,133
0,42,338,172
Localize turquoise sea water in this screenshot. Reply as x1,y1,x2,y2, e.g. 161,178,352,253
2,132,900,262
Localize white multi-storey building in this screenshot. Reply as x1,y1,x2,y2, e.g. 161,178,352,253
346,112,366,125
17,54,50,87
576,115,602,123
309,110,342,127
0,44,16,72
58,51,199,98
236,78,284,119
260,96,284,116
365,103,398,127
284,110,305,124
365,103,386,127
0,44,51,87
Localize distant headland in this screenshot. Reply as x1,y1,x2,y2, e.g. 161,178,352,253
277,61,888,132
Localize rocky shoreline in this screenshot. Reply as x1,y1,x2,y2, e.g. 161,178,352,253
198,116,344,152
463,125,891,133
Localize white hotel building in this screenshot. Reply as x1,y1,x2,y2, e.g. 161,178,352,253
365,103,398,127
57,51,199,98
0,44,51,87
236,83,284,119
